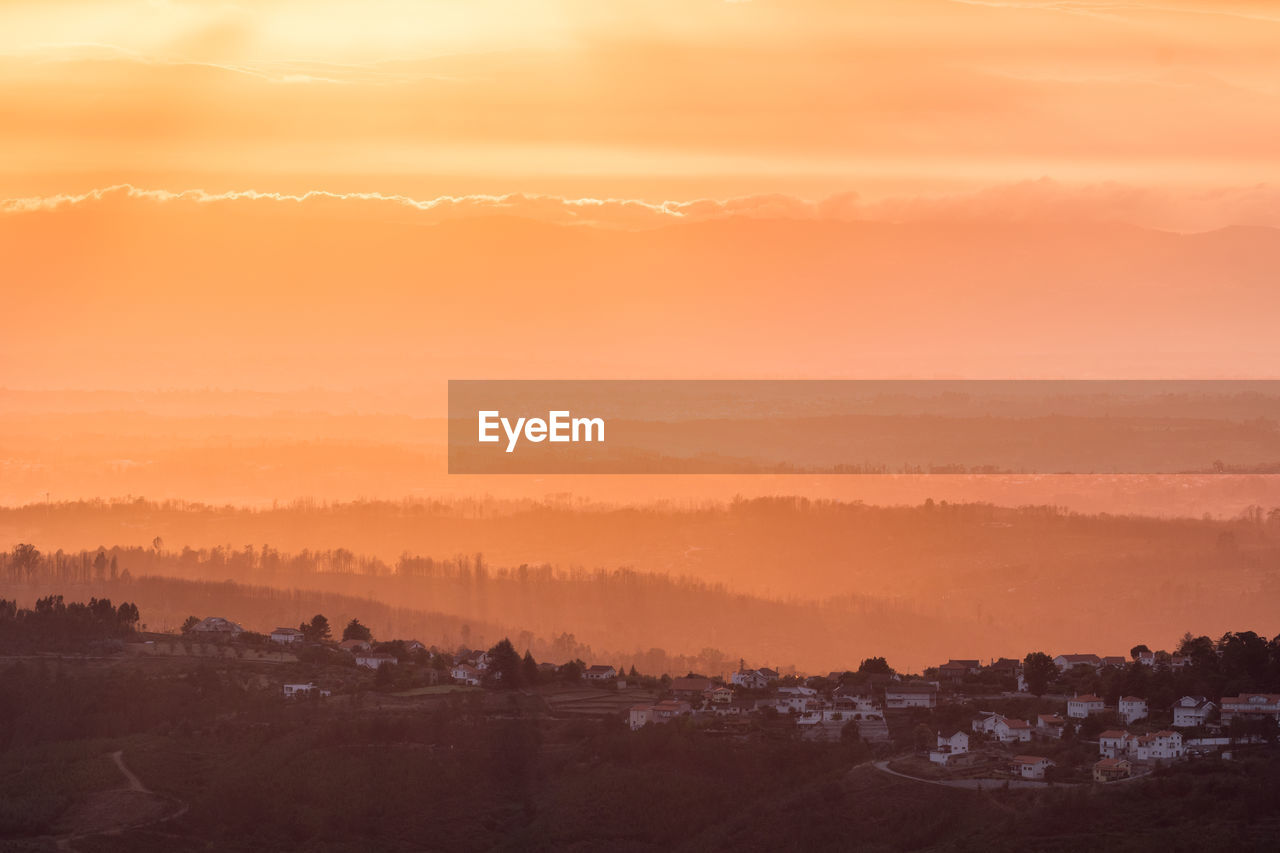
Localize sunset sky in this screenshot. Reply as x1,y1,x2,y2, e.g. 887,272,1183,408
3,1,1278,671
4,1,1280,393
3,0,1280,222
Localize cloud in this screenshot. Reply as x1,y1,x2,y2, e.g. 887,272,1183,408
946,0,1280,24
0,184,691,225
4,180,1280,233
0,42,456,85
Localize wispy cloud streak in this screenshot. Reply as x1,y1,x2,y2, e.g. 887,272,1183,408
5,181,1280,233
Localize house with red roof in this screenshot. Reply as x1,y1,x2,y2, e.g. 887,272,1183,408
1098,730,1135,758
1220,693,1280,724
885,682,938,710
1011,756,1054,780
1067,694,1105,719
1171,696,1215,728
993,715,1032,743
629,699,691,731
583,664,618,682
1036,714,1066,739
1093,757,1133,782
1135,730,1183,761
1054,653,1101,672
1119,696,1148,724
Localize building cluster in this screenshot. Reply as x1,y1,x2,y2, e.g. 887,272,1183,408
630,669,891,735
191,615,1278,786
932,652,1280,784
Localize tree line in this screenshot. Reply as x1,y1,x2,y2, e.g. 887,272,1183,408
0,594,140,651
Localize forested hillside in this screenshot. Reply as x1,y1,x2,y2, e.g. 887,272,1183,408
3,496,1279,671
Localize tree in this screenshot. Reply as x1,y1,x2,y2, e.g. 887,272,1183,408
343,618,372,643
1131,643,1150,661
109,555,118,581
116,602,140,631
1178,633,1217,667
300,614,331,643
12,544,40,581
181,615,200,635
858,656,893,676
488,638,523,688
374,661,397,690
521,650,539,686
1023,651,1057,696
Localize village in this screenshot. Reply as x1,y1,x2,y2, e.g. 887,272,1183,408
163,615,1280,789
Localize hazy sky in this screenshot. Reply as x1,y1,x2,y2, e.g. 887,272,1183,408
4,0,1280,393
2,0,1279,220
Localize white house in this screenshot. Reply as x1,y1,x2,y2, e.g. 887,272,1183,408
451,663,482,686
629,699,691,730
1093,757,1133,782
930,730,970,765
778,685,817,697
885,682,938,709
1171,696,1215,728
270,627,304,645
709,686,735,704
584,664,618,682
1135,730,1183,761
1219,693,1280,724
670,677,715,700
189,616,244,639
629,704,657,730
993,716,1033,743
971,711,999,734
797,707,865,726
1054,654,1101,672
1067,694,1105,719
1011,756,1055,780
832,693,884,720
356,652,398,670
1118,696,1148,725
282,682,329,699
773,695,810,713
833,686,877,704
731,669,769,690
1098,730,1135,758
1037,714,1066,739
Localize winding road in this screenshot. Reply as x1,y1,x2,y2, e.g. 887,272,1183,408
872,759,1079,789
54,749,188,851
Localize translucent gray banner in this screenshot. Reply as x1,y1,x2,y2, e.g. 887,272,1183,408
447,380,1280,474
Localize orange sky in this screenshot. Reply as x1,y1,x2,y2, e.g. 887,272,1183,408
3,3,1278,656
2,0,1279,211
3,0,1280,393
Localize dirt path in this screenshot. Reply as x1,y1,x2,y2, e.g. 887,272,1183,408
872,759,1078,790
111,750,147,793
53,749,188,851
